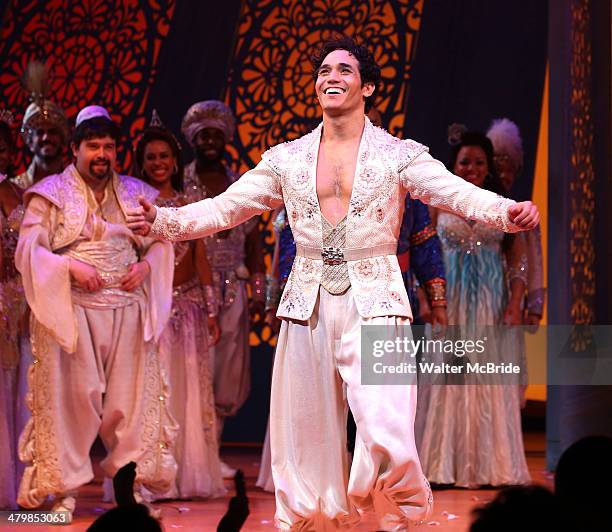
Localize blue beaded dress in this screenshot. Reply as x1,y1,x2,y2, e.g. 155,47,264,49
418,211,530,487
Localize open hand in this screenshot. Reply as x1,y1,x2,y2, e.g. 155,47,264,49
120,261,150,291
69,258,103,292
508,201,539,231
126,196,157,236
525,312,542,334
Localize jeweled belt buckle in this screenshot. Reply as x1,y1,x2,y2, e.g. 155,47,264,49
321,247,344,266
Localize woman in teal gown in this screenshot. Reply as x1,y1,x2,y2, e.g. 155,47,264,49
418,130,530,487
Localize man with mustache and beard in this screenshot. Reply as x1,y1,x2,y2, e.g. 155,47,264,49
180,100,266,478
15,106,177,522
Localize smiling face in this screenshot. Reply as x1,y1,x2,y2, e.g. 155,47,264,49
142,139,176,186
193,127,225,163
454,145,489,188
315,49,374,116
30,122,64,162
493,151,520,192
72,135,116,182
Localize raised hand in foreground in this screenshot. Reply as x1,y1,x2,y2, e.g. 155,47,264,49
126,196,157,236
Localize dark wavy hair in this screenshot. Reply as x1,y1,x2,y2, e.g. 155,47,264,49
311,35,381,112
72,117,121,148
448,131,506,195
134,126,184,192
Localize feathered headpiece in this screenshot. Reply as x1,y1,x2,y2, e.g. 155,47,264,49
486,118,523,169
21,60,69,144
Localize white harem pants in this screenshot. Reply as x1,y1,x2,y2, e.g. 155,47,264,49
270,287,432,531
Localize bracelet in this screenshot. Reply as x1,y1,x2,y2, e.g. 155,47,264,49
424,278,447,308
250,272,266,303
409,223,437,246
203,284,219,318
507,254,528,285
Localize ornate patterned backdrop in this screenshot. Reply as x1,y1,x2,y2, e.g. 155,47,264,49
0,0,176,172
569,0,595,327
224,0,425,347
0,0,426,351
226,0,424,171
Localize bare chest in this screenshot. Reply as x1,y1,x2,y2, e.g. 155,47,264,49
315,142,360,216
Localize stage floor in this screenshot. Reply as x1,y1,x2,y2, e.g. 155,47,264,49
3,432,552,531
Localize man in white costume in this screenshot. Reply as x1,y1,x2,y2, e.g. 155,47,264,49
128,38,539,530
16,106,176,521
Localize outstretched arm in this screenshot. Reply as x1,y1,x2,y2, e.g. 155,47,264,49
126,160,284,241
400,150,539,232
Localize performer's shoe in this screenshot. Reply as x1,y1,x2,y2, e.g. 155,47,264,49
51,492,76,524
220,460,237,479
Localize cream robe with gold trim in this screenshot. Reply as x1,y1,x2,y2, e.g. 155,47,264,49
15,165,176,506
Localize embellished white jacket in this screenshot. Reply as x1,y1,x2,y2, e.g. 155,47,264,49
152,118,519,321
